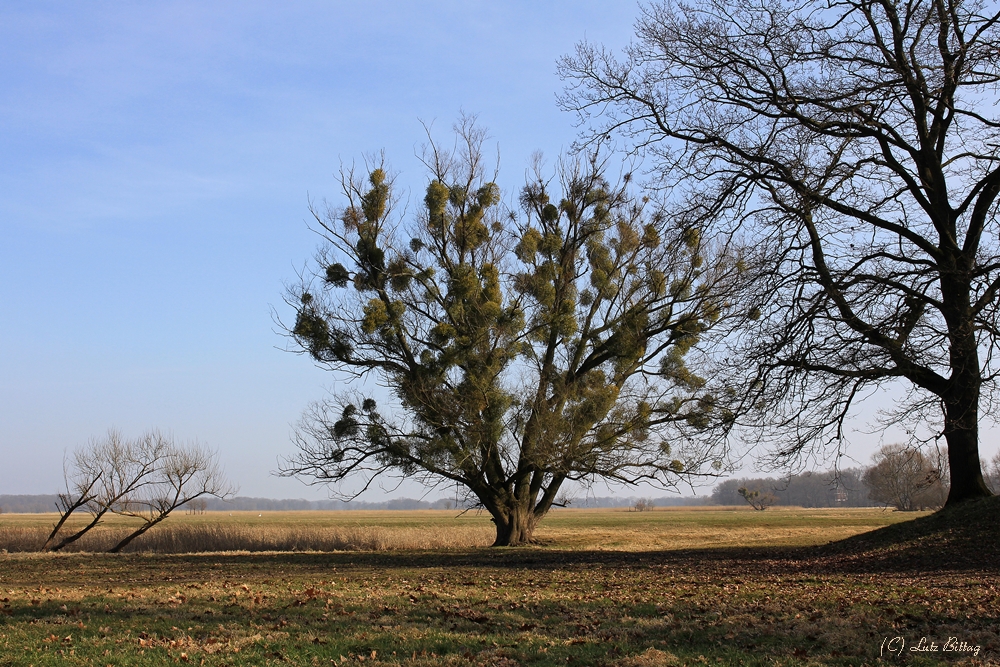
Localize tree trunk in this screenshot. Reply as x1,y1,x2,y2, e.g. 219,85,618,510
944,397,992,505
940,268,992,506
492,505,536,547
46,509,108,552
108,514,168,553
41,509,78,552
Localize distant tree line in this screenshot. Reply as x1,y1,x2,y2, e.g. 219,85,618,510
0,495,62,513
0,493,708,513
712,449,1000,511
12,447,999,515
711,469,874,508
199,496,462,511
0,494,465,514
567,496,707,509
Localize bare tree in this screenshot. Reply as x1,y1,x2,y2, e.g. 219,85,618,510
984,451,1000,493
863,444,947,510
560,0,1000,504
42,429,165,552
108,442,234,553
633,498,657,512
712,469,875,507
280,120,745,546
185,498,209,515
42,430,234,553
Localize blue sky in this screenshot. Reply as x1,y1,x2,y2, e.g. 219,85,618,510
3,2,987,502
0,1,642,500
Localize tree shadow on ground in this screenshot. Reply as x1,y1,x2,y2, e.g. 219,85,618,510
260,494,999,575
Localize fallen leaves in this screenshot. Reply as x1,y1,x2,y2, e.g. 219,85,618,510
1,507,998,665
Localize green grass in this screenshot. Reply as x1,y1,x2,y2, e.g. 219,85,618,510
0,507,996,666
535,506,923,550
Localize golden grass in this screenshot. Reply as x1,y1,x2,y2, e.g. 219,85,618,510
0,506,916,554
0,510,496,553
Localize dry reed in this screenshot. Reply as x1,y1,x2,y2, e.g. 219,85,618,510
0,522,493,554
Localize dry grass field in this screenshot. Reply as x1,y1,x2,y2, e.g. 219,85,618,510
0,510,498,554
0,506,917,553
0,505,997,666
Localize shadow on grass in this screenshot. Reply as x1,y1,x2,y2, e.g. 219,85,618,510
4,505,999,667
161,493,998,575
2,496,997,583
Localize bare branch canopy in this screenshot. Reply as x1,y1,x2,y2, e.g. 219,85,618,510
559,0,1000,503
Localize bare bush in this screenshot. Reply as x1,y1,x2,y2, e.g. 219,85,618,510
42,429,165,551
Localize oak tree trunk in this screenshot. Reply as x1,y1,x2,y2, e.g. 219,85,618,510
941,276,993,506
943,397,992,505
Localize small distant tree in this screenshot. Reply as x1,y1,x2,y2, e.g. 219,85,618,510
983,451,1000,494
185,498,209,515
863,444,947,511
633,498,656,512
42,430,234,553
737,486,776,511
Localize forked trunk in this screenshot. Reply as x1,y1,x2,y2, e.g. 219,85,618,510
491,505,537,547
45,509,108,552
41,511,76,552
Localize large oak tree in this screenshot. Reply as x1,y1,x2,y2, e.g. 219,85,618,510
560,0,1000,504
281,122,744,545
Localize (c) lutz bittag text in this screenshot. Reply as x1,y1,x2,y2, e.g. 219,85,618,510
881,636,981,658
